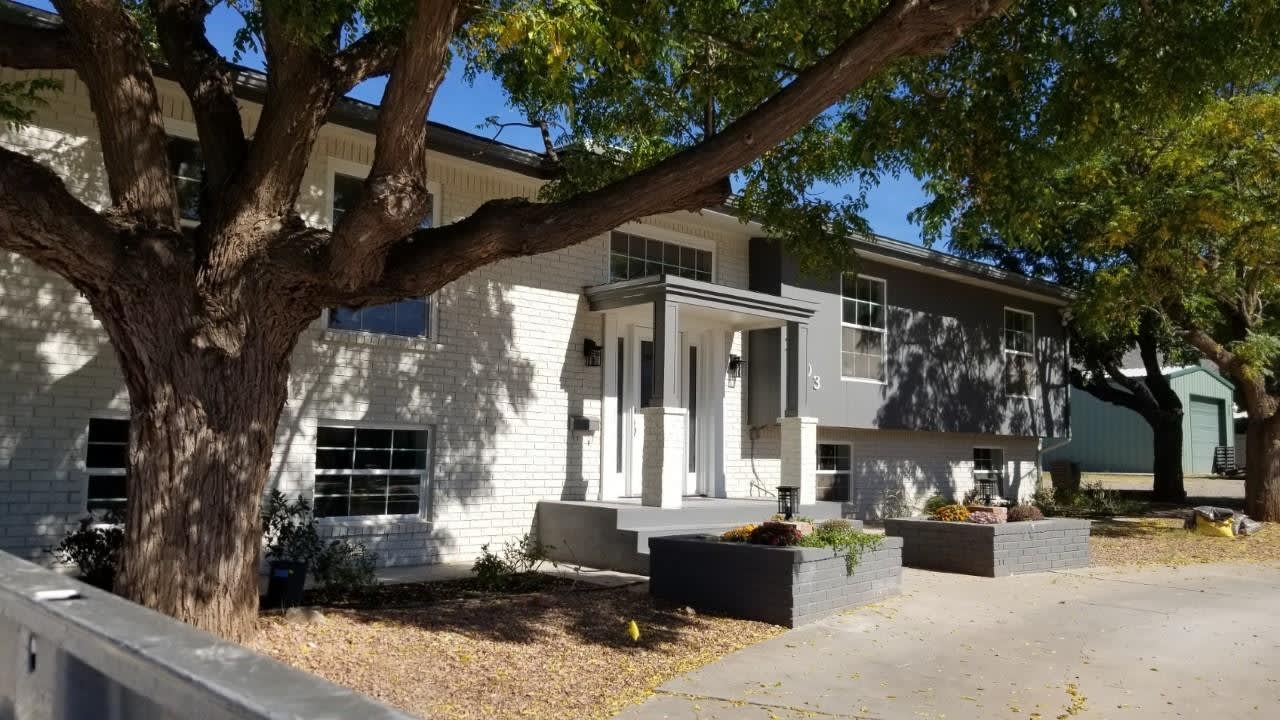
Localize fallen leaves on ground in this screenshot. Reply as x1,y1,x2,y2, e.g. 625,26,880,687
1090,517,1280,566
248,582,781,720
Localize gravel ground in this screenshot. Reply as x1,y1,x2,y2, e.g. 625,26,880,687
1090,517,1280,566
248,581,782,720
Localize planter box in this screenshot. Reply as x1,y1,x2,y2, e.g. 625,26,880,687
648,534,903,627
883,517,1091,577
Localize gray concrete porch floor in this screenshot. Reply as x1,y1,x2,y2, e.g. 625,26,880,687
615,562,1280,719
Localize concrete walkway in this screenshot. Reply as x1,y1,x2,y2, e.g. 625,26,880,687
616,563,1280,719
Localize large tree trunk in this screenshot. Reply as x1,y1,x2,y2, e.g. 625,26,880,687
1244,414,1280,522
1150,417,1186,503
106,282,304,641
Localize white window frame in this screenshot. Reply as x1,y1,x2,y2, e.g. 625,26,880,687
163,118,202,229
83,415,130,514
312,421,432,521
323,158,441,340
1003,306,1037,399
815,441,853,502
971,446,1006,489
603,222,717,285
840,273,888,384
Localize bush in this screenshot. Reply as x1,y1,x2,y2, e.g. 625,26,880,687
471,533,555,591
313,539,377,589
922,494,954,515
1032,486,1058,515
798,520,883,574
1008,504,1045,522
261,490,323,563
748,522,804,547
53,512,124,590
879,485,912,519
968,510,1001,524
930,504,971,522
720,524,756,542
1036,481,1142,518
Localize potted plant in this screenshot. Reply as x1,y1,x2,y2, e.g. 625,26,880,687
261,490,322,609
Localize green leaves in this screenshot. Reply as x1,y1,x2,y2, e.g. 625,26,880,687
0,78,60,130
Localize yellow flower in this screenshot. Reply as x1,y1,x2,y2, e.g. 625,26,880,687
626,619,640,643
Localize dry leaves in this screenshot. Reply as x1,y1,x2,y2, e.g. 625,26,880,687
1089,517,1280,566
249,583,781,719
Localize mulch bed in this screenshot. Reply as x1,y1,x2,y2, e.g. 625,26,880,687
1090,517,1280,566
249,575,782,719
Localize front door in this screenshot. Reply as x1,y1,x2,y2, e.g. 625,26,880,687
622,325,706,497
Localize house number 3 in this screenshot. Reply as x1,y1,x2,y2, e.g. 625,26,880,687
811,374,821,390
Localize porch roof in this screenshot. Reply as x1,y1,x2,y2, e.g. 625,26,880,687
584,275,816,325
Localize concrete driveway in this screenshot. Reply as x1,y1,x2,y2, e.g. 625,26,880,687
616,563,1280,719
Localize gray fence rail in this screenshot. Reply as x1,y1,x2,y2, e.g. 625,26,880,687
0,551,412,720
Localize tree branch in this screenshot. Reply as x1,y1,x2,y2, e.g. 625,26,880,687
51,0,178,229
327,0,461,290
149,0,247,193
0,145,119,292
333,27,400,90
0,15,74,69
1180,324,1276,419
376,0,1009,296
1071,367,1152,417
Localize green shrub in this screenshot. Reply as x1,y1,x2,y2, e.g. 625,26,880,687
748,522,803,547
798,521,883,574
1032,486,1058,516
53,512,124,590
878,486,912,519
1037,482,1143,518
470,533,556,591
312,539,377,590
930,504,971,522
922,494,954,515
1008,504,1045,522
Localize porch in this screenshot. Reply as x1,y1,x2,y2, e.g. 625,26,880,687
536,497,856,575
587,273,819,509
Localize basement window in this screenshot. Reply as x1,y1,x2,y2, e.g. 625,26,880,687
815,442,851,502
85,418,129,513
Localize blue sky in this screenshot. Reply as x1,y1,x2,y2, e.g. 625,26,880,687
27,0,933,244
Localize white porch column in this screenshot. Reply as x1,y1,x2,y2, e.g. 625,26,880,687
642,406,686,508
779,415,819,505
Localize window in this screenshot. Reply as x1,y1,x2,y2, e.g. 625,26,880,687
85,418,128,512
841,275,886,382
313,425,428,518
972,447,1005,493
1004,308,1036,396
815,443,851,502
328,172,434,338
609,231,712,283
168,136,204,223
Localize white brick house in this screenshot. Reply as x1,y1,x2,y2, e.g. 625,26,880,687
0,62,1071,569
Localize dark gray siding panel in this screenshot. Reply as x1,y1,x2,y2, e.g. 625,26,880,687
763,255,1067,437
747,328,783,426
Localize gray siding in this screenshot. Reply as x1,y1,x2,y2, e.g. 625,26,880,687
748,241,1069,437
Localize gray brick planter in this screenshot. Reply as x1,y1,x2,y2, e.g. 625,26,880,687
883,517,1091,577
648,535,903,627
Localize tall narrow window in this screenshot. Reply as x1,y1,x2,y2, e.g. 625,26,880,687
616,337,625,474
85,418,129,512
639,340,655,408
841,275,886,382
328,172,434,338
1004,308,1036,397
167,137,204,223
687,346,698,472
313,426,427,518
815,443,851,502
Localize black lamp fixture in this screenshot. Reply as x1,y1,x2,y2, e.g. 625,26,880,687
726,354,745,387
777,486,800,520
583,338,603,367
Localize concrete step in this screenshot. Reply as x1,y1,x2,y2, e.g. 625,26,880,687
613,501,845,529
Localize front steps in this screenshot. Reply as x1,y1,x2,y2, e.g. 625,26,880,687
536,498,853,575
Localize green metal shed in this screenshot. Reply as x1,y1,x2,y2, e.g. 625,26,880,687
1045,366,1236,474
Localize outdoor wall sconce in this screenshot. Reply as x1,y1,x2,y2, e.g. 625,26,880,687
726,354,745,387
583,338,603,367
777,486,800,520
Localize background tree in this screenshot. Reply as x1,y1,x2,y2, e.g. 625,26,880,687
0,0,1009,639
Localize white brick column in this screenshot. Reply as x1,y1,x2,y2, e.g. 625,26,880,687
780,416,818,505
642,406,686,508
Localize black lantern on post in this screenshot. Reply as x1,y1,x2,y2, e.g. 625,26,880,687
583,339,603,367
727,354,745,388
777,486,800,520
